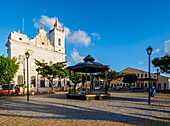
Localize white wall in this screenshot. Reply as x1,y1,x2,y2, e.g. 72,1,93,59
6,28,66,91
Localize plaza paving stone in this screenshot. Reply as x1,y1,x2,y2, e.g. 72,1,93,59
0,92,170,126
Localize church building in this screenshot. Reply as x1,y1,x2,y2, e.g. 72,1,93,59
5,18,67,91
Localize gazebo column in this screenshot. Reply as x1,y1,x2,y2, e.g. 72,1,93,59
74,71,76,93
86,68,88,94
99,76,101,88
93,74,95,91
90,73,92,92
105,70,108,94
81,73,83,91
69,70,71,94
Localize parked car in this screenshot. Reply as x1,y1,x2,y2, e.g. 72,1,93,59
0,89,14,94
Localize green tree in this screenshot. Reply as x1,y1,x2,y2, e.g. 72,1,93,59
152,54,170,74
35,60,68,91
69,71,81,92
0,56,19,85
122,73,137,88
97,70,122,84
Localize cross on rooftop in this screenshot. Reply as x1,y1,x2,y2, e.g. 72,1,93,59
40,22,45,29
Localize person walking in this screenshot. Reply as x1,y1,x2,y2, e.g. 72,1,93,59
15,85,19,96
15,85,17,96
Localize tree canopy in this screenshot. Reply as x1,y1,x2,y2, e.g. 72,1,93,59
35,60,68,91
0,56,19,85
122,73,137,85
152,54,170,74
97,70,122,83
69,71,81,92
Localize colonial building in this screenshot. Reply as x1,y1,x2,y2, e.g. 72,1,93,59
110,67,170,90
5,18,67,91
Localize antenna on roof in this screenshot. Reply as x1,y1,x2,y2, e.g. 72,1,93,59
22,17,24,33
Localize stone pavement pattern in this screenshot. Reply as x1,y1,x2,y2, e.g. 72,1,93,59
0,92,170,126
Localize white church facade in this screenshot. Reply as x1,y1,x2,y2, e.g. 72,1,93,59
5,19,68,91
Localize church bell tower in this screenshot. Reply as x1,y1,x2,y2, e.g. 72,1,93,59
49,18,65,54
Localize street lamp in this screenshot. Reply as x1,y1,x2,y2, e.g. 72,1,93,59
5,71,10,96
156,69,159,90
146,46,153,105
25,51,30,101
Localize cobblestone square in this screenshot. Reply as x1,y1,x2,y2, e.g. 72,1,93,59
0,92,170,125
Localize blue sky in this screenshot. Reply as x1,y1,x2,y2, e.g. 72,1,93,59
0,0,170,76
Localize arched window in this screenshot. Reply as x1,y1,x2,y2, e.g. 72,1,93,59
18,75,23,84
31,76,36,88
158,83,161,90
58,81,61,87
40,77,45,87
163,83,167,90
114,84,116,88
67,81,70,85
58,38,61,46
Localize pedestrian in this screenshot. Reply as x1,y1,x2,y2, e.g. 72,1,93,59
15,85,17,96
15,85,19,96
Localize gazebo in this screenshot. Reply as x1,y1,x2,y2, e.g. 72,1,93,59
67,55,110,100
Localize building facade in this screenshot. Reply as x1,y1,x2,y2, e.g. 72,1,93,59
5,19,68,91
110,67,170,90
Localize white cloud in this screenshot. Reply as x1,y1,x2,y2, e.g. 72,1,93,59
71,49,84,63
64,27,70,37
33,15,91,47
164,40,170,54
91,33,101,40
152,48,160,54
66,30,91,47
138,61,144,65
32,18,41,29
32,15,63,29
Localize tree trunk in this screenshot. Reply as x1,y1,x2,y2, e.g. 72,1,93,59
64,78,65,91
82,81,85,91
74,83,77,93
49,80,54,92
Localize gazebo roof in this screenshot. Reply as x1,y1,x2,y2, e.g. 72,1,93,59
67,55,110,73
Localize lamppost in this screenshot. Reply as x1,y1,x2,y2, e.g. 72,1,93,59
156,68,159,90
146,46,153,105
5,71,9,96
25,51,30,101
